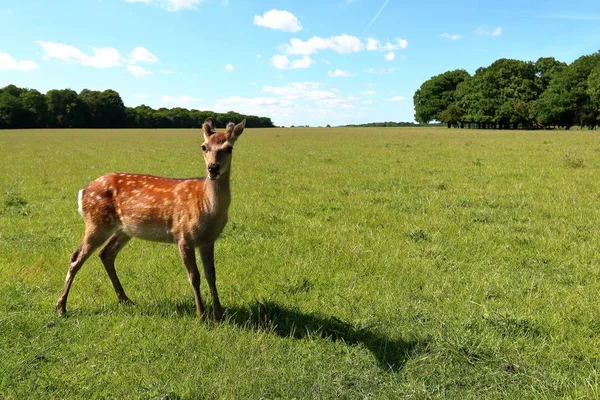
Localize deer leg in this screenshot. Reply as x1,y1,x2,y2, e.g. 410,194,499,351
199,243,223,321
57,227,113,316
98,231,133,304
177,240,205,318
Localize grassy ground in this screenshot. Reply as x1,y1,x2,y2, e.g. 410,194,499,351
1,127,600,398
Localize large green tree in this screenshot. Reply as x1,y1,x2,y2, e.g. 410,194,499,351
79,89,127,128
46,89,86,128
531,52,600,129
21,89,49,127
413,69,470,124
0,86,24,128
586,65,600,126
456,59,538,129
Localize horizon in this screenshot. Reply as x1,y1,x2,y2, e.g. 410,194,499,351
1,0,599,127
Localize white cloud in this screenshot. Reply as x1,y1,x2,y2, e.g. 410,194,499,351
127,64,152,77
365,38,378,51
211,96,296,122
254,9,302,32
386,96,405,101
362,90,375,95
475,25,502,36
161,69,172,74
384,52,395,61
365,37,408,52
318,95,358,109
161,95,203,103
0,52,38,71
262,82,336,100
441,33,461,40
135,93,150,98
166,0,203,11
363,100,373,104
37,41,122,68
365,67,398,74
328,69,355,77
280,34,363,55
125,0,204,11
160,95,203,108
271,55,314,70
211,94,362,127
130,46,158,63
277,35,407,59
224,63,235,71
203,81,367,126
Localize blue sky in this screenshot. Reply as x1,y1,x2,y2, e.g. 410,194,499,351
1,0,600,126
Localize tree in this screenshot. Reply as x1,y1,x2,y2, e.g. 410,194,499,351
414,69,470,124
587,65,600,126
534,57,567,92
457,59,538,129
0,87,24,129
439,103,465,128
21,89,49,127
0,84,275,130
46,89,86,128
79,89,126,128
532,52,600,129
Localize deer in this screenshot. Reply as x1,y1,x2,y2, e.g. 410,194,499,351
56,117,246,320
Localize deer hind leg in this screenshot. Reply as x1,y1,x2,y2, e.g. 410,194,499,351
177,240,205,318
56,225,115,316
98,231,133,304
199,243,223,321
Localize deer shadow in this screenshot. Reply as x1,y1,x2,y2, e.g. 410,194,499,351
142,298,427,372
225,300,427,372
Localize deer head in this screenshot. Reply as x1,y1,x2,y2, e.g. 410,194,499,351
202,118,246,180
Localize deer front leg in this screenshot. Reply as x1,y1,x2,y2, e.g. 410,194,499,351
199,243,223,321
177,240,205,318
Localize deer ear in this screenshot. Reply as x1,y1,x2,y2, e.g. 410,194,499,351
203,118,216,140
225,122,235,136
229,119,246,143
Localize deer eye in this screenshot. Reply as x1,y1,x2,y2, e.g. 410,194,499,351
201,144,207,152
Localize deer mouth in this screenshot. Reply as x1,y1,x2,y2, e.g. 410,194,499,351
208,172,221,180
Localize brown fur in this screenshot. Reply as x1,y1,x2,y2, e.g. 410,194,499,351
56,118,246,320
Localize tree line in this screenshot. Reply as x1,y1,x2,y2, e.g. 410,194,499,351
413,51,600,129
0,85,275,129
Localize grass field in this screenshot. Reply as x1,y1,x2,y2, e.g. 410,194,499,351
1,127,600,398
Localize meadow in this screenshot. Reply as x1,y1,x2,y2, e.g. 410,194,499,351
1,126,600,399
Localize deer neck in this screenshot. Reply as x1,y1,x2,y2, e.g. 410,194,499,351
202,171,231,213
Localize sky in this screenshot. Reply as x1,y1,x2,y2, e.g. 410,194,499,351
1,0,600,127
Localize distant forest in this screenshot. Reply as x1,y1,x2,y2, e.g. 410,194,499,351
414,51,600,129
0,85,275,129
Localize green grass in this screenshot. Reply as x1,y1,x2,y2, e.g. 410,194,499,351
1,127,600,398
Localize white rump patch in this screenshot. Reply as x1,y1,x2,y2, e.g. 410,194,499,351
77,189,85,217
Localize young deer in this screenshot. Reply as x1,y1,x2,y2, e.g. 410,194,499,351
56,118,246,320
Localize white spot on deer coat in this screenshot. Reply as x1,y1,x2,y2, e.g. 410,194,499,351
77,189,85,216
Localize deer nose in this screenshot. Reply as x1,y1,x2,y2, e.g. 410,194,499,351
208,164,220,174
